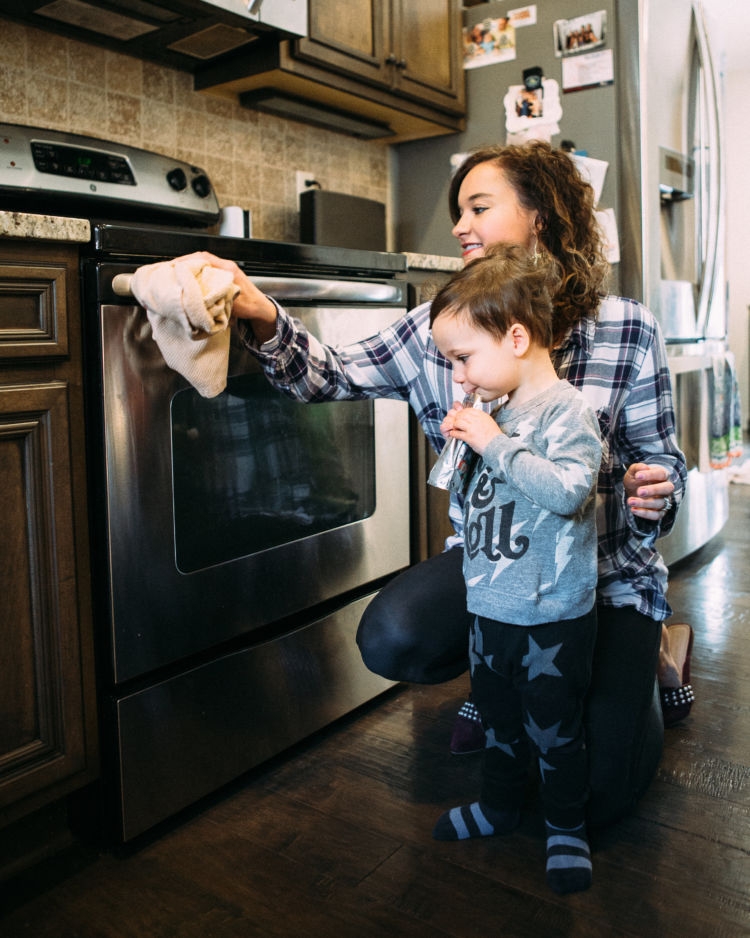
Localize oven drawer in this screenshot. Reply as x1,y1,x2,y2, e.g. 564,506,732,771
111,591,395,841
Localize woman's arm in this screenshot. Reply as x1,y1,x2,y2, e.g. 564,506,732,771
619,316,687,530
180,252,431,406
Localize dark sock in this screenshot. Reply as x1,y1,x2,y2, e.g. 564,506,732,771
432,802,520,841
545,821,592,894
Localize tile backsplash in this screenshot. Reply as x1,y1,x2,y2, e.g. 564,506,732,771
0,20,389,243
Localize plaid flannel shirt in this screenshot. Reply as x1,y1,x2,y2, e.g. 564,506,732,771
239,293,687,621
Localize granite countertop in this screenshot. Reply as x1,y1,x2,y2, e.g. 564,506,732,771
0,211,90,242
0,212,462,273
403,252,462,273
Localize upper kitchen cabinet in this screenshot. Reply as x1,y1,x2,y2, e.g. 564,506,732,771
296,0,465,115
194,0,466,142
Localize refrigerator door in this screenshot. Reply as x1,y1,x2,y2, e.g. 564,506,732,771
634,0,729,564
690,3,727,340
627,0,726,342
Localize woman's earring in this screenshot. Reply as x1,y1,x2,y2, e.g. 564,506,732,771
532,237,542,264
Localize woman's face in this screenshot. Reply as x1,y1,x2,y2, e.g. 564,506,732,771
451,162,538,264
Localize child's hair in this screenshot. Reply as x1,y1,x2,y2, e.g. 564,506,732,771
447,141,609,341
429,244,560,349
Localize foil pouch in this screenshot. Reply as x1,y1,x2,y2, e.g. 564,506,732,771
428,392,482,494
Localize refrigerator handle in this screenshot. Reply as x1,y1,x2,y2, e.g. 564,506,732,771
691,2,723,338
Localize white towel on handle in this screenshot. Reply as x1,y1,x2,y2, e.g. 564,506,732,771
129,253,240,398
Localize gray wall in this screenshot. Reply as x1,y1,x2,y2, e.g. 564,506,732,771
393,0,620,259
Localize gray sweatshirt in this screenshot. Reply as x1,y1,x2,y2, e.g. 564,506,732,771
463,379,602,626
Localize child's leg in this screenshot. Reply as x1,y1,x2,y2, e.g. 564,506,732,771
520,611,597,894
433,617,528,841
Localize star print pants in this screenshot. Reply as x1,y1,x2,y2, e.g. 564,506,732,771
470,608,597,829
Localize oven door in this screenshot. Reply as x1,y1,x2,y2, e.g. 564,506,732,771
91,265,410,683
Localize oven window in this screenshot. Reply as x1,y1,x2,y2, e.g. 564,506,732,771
171,373,376,573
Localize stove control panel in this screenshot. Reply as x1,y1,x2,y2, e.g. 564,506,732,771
0,123,220,225
30,140,137,186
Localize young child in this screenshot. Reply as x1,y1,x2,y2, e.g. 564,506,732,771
429,245,602,895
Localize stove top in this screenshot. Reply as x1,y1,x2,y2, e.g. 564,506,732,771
86,221,407,280
0,123,220,227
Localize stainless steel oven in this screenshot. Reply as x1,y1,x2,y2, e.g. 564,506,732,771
82,227,411,842
1,124,413,842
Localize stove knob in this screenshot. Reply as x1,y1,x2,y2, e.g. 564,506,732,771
167,168,187,191
191,173,212,199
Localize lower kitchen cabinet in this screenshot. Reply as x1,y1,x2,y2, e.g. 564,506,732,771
0,241,98,865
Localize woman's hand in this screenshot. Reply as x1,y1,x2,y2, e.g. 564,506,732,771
624,462,675,521
442,401,500,455
186,251,279,342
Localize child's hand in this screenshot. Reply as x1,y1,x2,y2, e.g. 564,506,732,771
446,406,500,455
439,401,465,439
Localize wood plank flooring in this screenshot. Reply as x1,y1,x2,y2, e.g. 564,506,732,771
1,476,749,937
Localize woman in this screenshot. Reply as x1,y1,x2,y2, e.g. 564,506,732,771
194,141,687,827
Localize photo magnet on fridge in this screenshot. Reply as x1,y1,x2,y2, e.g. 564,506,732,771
504,74,562,143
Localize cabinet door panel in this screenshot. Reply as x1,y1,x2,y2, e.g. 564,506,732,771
312,0,376,57
0,263,68,359
297,0,389,86
0,382,88,811
393,0,464,110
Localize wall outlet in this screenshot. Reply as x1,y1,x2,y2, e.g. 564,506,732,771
295,170,316,200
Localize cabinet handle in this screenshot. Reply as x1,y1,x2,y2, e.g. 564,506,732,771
396,59,407,69
385,53,397,65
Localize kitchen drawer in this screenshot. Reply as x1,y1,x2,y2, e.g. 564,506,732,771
0,259,69,360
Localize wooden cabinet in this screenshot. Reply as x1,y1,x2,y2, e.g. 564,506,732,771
0,242,98,834
295,0,464,116
195,0,466,143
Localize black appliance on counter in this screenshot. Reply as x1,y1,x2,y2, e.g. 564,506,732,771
300,189,387,252
1,124,411,842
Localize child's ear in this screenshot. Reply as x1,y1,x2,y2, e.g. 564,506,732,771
510,323,531,355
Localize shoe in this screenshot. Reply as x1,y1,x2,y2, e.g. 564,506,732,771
449,698,485,754
660,623,695,727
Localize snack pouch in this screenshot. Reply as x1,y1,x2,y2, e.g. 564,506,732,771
428,392,481,494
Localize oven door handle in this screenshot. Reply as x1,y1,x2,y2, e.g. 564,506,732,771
111,273,404,305
250,277,404,304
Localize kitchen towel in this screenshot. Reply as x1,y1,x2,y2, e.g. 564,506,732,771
708,351,743,468
129,254,239,398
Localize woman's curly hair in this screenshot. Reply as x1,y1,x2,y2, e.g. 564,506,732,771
448,141,610,343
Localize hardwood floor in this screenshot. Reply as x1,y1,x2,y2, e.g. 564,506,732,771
2,480,749,937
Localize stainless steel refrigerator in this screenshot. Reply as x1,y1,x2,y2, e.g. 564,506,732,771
395,0,731,563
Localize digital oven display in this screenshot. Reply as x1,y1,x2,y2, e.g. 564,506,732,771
31,140,135,185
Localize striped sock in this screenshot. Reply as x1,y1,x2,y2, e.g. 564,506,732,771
432,802,520,841
545,821,592,894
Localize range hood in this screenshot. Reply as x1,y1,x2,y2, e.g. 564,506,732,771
1,0,307,73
